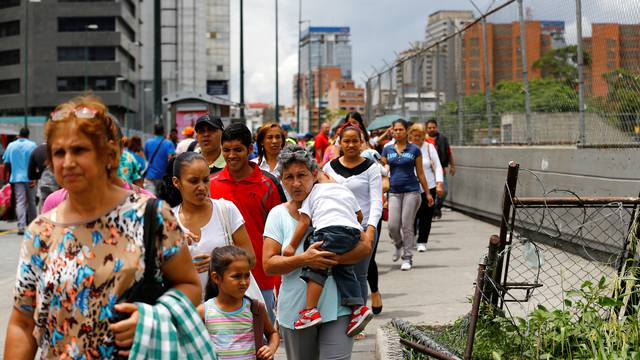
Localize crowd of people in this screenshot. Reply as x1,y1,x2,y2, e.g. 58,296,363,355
3,95,455,360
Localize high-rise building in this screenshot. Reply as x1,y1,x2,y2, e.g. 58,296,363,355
0,0,140,129
423,10,474,102
327,79,365,114
297,26,352,132
463,20,566,95
300,26,352,79
584,23,640,97
139,0,230,122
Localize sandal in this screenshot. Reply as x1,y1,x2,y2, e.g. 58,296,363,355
371,292,383,315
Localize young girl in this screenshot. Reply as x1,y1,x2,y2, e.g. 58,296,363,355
198,246,280,360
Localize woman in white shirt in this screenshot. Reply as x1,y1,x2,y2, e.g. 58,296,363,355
408,123,444,252
170,151,263,301
323,126,384,318
252,122,286,177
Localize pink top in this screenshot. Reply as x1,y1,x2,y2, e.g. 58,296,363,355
41,182,155,213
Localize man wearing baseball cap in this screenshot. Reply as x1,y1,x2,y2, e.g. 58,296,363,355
175,126,197,155
194,114,226,175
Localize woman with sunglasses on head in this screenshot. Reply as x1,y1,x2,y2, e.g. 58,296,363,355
5,96,201,359
40,119,154,214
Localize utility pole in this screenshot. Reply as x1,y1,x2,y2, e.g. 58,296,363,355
295,0,302,132
275,0,279,123
239,0,245,121
317,35,324,130
307,35,313,132
576,0,586,146
517,0,532,144
23,0,30,129
153,0,162,123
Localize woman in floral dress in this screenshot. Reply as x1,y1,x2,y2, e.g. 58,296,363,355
4,95,201,359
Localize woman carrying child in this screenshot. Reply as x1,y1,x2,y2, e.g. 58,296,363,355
263,146,372,360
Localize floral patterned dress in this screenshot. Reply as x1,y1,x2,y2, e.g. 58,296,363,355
13,192,185,359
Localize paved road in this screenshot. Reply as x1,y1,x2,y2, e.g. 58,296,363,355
0,210,498,359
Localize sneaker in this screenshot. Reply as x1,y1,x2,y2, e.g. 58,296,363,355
17,229,24,236
417,243,427,252
392,247,401,262
347,305,373,337
401,260,412,271
294,308,322,330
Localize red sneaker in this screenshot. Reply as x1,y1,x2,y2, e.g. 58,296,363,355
346,305,373,337
294,308,322,330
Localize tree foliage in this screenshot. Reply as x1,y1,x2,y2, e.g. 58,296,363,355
532,45,591,86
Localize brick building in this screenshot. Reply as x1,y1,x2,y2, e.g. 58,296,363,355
327,79,365,114
462,20,565,95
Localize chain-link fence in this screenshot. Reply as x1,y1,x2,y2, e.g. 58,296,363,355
486,164,640,317
364,0,640,147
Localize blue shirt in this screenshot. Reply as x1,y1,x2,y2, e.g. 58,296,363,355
143,136,175,179
263,204,351,330
129,150,146,170
3,138,37,183
382,142,421,193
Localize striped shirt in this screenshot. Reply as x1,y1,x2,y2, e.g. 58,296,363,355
205,297,256,359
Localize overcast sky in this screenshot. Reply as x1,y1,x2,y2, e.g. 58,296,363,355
227,0,636,107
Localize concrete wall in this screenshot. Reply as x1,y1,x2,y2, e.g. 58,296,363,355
447,146,640,222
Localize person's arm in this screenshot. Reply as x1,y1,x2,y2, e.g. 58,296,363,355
430,144,445,197
232,224,257,267
197,304,205,320
414,155,434,207
263,239,337,276
110,246,201,355
367,166,383,228
283,214,310,257
447,141,455,176
256,307,280,360
356,209,363,224
4,308,37,359
334,231,372,265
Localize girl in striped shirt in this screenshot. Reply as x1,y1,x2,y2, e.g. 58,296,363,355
198,246,280,359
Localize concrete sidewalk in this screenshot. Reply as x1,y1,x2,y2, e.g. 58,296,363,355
276,209,499,359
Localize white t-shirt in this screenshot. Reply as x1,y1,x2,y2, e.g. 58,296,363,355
172,199,244,288
299,183,361,231
175,137,197,155
418,142,444,190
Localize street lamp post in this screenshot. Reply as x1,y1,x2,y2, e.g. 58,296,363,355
239,0,245,121
275,0,279,123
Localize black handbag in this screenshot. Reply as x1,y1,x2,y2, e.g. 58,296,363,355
113,198,168,317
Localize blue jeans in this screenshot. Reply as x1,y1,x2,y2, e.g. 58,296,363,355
435,173,449,212
261,289,276,323
301,226,363,307
13,182,36,231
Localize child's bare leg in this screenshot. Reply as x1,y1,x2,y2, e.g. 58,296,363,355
305,281,324,309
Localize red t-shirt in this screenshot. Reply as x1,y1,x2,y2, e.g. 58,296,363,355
315,132,329,163
210,163,283,290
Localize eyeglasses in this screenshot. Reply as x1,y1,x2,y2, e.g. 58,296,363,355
50,106,99,122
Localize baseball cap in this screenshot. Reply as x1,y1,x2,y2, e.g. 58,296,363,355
182,126,195,136
195,114,224,132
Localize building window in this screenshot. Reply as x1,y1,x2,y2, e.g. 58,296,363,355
90,76,115,91
0,49,20,66
58,47,116,61
217,65,223,72
58,17,116,32
207,80,228,96
0,78,19,95
57,77,85,92
207,32,218,39
469,38,479,46
0,20,20,38
0,0,20,9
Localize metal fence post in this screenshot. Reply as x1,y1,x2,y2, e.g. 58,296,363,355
418,53,424,123
492,161,520,307
457,30,465,145
576,0,586,146
465,261,487,360
517,0,532,145
481,16,493,142
365,78,372,124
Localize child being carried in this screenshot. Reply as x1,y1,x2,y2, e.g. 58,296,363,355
283,179,374,336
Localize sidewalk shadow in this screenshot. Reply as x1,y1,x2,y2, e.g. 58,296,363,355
372,309,424,320
422,247,461,252
378,264,448,276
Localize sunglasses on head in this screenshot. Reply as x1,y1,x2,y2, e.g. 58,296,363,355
50,106,99,122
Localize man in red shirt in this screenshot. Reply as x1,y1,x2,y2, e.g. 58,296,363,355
314,122,330,163
210,123,284,321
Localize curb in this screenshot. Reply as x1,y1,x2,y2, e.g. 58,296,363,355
375,323,402,360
